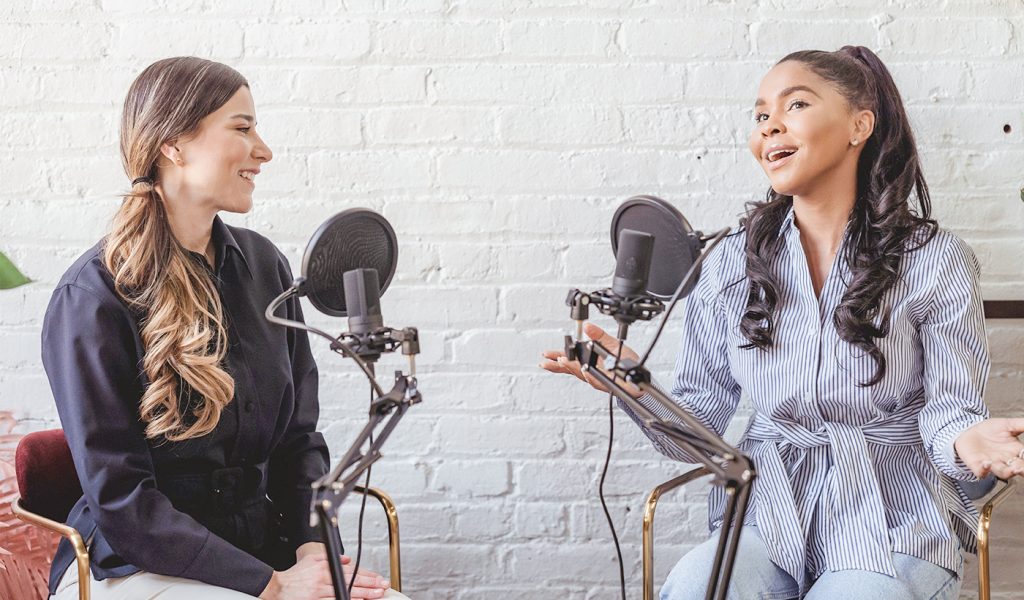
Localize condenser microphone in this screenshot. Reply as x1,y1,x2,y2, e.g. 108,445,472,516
343,268,384,335
611,229,654,298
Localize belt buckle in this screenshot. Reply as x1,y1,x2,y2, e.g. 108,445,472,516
211,466,244,510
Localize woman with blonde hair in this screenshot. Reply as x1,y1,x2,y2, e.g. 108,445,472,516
42,57,402,600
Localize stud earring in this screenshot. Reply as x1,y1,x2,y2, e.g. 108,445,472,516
851,139,859,146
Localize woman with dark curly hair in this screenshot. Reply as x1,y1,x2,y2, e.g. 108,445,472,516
542,46,1024,599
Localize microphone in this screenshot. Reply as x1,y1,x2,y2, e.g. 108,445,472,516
339,267,419,365
611,229,654,298
344,268,384,335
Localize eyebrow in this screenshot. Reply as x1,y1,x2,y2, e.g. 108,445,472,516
754,85,822,108
230,114,255,124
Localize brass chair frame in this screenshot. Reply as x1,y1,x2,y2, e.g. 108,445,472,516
643,472,1020,600
977,476,1019,600
642,467,710,600
11,495,91,600
11,485,402,599
353,485,402,592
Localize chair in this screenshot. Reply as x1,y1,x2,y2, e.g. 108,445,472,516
11,430,403,599
976,476,1019,600
641,469,1019,600
641,467,710,600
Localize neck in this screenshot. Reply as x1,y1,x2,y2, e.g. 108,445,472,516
158,187,217,255
791,178,857,253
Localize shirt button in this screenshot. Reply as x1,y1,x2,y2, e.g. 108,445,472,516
244,401,254,413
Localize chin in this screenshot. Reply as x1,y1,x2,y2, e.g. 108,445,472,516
222,197,253,214
767,175,806,198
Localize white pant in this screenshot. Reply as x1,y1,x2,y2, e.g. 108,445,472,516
54,561,411,599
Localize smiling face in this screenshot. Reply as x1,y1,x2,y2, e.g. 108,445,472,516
748,60,873,199
160,86,272,214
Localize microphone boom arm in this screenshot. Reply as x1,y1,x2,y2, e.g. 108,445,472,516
568,336,754,600
562,223,750,600
266,279,423,600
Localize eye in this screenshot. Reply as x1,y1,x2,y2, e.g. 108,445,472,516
237,127,251,133
787,100,809,110
753,112,769,123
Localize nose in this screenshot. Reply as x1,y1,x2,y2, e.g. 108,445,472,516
252,131,273,163
759,114,783,138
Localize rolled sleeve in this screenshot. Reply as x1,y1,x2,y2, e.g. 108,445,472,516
917,236,990,481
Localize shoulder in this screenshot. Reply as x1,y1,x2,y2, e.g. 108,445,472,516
49,242,129,313
903,226,980,278
43,242,138,344
694,225,747,302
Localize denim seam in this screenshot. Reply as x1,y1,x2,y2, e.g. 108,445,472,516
928,574,959,600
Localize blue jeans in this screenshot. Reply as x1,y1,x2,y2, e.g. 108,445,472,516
660,526,960,600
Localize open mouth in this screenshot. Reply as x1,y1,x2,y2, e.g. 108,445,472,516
766,148,796,163
765,147,797,170
239,171,256,184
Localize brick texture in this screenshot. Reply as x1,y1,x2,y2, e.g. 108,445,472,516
1,1,1022,598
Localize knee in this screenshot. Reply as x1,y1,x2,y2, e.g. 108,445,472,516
659,544,716,600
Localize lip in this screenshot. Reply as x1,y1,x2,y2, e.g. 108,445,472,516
765,151,796,171
238,169,259,186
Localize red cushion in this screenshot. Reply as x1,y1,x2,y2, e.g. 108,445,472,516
15,429,83,523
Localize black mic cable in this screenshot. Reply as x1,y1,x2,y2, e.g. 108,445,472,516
598,342,627,600
638,227,730,367
348,382,375,599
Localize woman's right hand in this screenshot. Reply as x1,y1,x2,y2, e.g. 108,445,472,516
260,553,392,600
539,322,643,398
259,554,335,600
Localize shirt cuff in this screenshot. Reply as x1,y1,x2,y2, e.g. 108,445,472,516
934,418,985,482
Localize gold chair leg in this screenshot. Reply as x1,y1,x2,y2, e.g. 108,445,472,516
977,476,1019,600
643,468,711,600
355,486,401,592
12,497,90,600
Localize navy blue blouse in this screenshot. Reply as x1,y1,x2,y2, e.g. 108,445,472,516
41,216,329,597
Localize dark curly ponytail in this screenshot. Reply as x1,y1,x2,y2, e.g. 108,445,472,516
738,46,937,387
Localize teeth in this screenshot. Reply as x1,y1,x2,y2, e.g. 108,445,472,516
239,171,254,181
767,149,794,162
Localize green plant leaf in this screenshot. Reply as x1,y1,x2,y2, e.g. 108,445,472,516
0,251,30,290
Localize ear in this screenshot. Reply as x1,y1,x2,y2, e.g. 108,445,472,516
159,141,183,166
852,109,875,144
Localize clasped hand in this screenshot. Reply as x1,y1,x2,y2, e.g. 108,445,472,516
260,542,390,600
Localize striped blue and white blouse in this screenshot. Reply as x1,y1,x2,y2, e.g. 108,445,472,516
620,207,989,591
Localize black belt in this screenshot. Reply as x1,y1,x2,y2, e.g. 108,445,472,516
157,461,269,514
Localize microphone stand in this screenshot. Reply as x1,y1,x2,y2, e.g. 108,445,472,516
266,281,422,600
563,227,755,600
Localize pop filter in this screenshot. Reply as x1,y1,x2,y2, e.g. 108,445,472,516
301,208,398,317
610,195,702,300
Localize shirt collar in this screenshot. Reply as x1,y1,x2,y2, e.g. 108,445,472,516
779,203,796,237
211,215,253,279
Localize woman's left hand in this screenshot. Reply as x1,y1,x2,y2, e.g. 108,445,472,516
953,418,1024,480
295,542,391,599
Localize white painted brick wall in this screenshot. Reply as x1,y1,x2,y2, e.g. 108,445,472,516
1,1,1023,598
